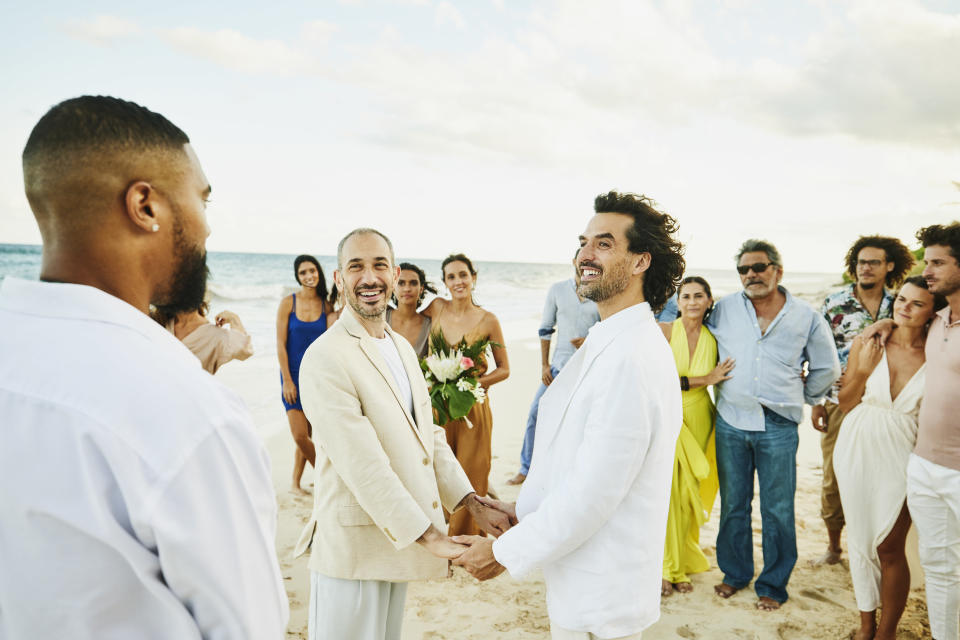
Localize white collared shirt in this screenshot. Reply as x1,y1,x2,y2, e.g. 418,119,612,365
493,302,682,637
0,278,288,639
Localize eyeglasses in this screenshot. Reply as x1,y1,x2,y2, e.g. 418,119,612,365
857,259,886,268
737,262,775,275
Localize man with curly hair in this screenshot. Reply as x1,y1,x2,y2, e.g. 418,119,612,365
811,236,914,568
453,191,685,639
907,222,960,640
708,239,840,611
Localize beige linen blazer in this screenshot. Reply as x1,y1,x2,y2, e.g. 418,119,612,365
294,308,474,581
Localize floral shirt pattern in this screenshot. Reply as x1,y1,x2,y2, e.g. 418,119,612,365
820,283,895,402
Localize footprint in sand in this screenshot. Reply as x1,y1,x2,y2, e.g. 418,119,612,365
798,588,843,607
676,624,698,638
777,622,805,639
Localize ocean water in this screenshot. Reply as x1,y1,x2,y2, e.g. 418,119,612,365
1,242,841,437
0,242,840,356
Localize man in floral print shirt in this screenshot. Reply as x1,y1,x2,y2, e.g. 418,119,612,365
811,235,915,566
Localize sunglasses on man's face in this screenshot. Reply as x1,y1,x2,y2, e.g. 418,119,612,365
736,262,775,275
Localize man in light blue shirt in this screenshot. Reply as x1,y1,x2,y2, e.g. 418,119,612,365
707,239,840,611
507,256,600,485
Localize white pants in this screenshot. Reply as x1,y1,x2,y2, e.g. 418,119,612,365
907,454,960,640
308,572,407,640
551,626,642,640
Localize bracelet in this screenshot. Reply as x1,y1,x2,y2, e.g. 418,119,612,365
680,376,690,391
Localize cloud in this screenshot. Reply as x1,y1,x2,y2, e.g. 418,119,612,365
158,27,317,75
301,20,338,46
435,2,466,29
339,0,960,163
743,0,960,147
61,15,141,45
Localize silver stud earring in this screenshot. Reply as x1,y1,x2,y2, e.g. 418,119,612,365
151,224,159,232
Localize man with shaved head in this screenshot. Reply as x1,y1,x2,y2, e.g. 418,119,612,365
0,96,288,638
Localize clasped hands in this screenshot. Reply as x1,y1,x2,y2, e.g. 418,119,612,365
417,494,517,582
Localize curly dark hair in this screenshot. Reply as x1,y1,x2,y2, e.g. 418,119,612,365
593,191,686,312
844,235,915,288
917,222,960,260
395,262,437,306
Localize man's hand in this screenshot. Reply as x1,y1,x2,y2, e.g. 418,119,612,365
570,336,585,350
451,535,506,581
417,525,467,559
811,404,827,433
860,318,896,345
541,364,554,386
462,493,514,537
474,495,518,526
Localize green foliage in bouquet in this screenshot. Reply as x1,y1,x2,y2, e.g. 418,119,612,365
420,328,501,424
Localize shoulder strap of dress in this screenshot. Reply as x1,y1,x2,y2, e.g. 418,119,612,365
291,293,297,313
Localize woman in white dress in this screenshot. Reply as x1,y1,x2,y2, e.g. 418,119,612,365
834,276,944,640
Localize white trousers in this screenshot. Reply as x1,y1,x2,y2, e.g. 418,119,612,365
308,572,407,640
551,626,642,640
907,454,960,640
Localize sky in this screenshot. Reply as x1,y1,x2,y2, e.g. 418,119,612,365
1,0,958,270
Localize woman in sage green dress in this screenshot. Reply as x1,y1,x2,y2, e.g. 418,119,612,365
658,276,735,595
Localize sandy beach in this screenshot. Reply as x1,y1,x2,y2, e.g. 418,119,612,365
217,317,933,640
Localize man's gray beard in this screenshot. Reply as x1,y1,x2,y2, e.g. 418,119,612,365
348,288,388,320
743,283,774,300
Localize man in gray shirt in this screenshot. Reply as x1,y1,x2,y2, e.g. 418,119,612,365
507,255,600,485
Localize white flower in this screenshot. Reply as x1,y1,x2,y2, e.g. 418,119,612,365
456,378,474,392
424,352,463,383
471,384,486,404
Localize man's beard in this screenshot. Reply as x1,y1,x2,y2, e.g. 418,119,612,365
578,259,629,303
928,273,960,297
743,279,775,300
348,285,388,319
859,281,877,290
154,216,208,314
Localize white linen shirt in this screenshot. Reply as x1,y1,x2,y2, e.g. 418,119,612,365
492,302,682,638
0,278,288,640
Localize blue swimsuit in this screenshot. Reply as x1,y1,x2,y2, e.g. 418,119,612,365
281,293,327,412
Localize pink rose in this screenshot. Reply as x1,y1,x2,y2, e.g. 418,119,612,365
460,356,474,370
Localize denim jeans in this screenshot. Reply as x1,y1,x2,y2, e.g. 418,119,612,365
519,366,559,475
715,408,799,603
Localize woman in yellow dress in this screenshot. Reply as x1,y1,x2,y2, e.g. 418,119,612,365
659,276,736,596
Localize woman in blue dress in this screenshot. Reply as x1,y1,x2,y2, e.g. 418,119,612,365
276,254,337,494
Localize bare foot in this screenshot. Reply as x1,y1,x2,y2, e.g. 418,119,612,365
506,473,526,485
714,583,739,599
810,548,843,567
291,486,311,496
674,581,693,593
850,628,875,640
661,579,674,597
756,597,781,611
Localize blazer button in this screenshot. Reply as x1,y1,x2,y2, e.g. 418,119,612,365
422,457,429,465
432,501,439,509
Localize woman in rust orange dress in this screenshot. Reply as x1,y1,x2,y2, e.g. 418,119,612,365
423,253,509,536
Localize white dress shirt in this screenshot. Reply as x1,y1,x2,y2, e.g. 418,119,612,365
0,278,288,640
493,302,682,638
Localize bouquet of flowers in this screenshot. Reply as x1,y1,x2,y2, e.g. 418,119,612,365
420,328,498,426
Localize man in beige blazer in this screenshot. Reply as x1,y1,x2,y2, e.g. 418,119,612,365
296,228,510,640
